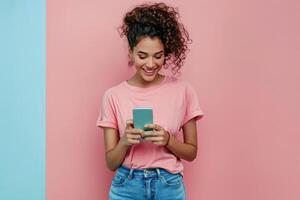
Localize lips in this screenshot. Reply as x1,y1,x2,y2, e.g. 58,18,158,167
142,68,157,76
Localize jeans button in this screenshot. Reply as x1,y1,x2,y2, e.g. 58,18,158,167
144,170,149,176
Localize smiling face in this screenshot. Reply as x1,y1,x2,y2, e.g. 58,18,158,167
129,36,165,85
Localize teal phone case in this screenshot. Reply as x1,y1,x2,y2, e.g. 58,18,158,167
133,107,153,131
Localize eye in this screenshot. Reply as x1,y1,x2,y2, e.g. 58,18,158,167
138,55,147,59
154,53,164,59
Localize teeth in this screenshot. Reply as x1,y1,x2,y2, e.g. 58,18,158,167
144,69,155,73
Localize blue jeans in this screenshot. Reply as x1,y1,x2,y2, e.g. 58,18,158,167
109,165,186,200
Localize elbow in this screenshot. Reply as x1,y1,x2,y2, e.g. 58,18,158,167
105,156,119,171
106,162,118,172
109,167,118,172
186,154,197,162
186,147,197,162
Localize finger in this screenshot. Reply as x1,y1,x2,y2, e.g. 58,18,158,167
154,124,163,131
126,119,134,130
144,136,164,142
127,129,144,137
145,124,162,131
144,130,164,137
127,133,141,139
152,141,164,145
126,128,143,134
152,130,164,136
132,128,144,135
143,131,154,137
128,138,140,144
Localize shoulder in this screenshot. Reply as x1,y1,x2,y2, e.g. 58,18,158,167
101,81,126,102
166,75,192,90
103,81,125,96
167,77,199,100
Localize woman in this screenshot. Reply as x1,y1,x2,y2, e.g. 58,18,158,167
97,2,204,200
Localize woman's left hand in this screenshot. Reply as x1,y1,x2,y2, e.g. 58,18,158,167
143,124,170,146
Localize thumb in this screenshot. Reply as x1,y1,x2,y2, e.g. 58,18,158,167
126,119,134,130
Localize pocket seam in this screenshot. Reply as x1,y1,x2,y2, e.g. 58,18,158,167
159,174,183,186
111,173,127,187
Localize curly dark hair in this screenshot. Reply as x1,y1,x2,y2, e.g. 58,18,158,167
118,2,192,75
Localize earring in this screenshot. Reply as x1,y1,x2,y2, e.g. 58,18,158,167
128,59,134,66
128,52,134,66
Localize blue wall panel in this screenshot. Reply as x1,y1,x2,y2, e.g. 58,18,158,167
0,1,46,199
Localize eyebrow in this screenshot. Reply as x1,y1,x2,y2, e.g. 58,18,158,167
137,50,164,55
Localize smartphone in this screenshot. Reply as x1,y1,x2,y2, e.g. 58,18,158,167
133,107,153,131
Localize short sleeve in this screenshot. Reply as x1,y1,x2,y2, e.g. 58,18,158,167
96,90,118,129
182,82,204,126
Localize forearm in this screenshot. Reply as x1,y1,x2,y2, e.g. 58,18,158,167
106,140,130,171
166,134,197,162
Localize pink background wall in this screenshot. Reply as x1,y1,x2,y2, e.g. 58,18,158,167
47,0,300,199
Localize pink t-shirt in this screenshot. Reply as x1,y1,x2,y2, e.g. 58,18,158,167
96,75,204,174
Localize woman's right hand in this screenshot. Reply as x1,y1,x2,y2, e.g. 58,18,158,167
121,119,144,146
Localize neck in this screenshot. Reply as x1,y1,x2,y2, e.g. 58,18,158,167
128,73,164,88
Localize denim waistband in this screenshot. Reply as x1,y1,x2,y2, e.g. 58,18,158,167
117,165,172,179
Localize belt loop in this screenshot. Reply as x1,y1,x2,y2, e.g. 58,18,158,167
156,168,161,178
128,168,134,179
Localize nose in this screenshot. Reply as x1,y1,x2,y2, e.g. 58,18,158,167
146,57,155,68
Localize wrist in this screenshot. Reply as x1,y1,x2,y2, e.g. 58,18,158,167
120,135,130,148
